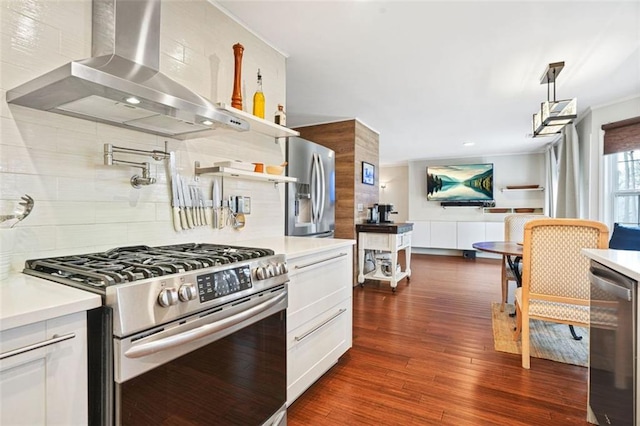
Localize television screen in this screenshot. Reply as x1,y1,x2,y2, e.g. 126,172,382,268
426,163,494,201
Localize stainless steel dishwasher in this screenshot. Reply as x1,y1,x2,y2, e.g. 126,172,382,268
589,260,637,426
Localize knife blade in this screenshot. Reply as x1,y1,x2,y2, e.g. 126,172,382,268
179,176,194,229
169,152,182,232
212,177,222,229
191,186,202,226
176,173,189,229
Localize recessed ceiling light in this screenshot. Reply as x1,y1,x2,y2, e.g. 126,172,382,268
463,141,475,147
202,120,214,126
125,96,141,105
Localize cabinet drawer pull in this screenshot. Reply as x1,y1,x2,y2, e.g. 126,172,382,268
294,253,347,270
0,332,76,360
294,308,347,342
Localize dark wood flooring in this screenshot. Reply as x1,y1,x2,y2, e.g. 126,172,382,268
287,254,590,425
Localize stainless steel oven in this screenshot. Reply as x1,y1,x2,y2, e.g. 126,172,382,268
589,260,637,426
24,244,289,425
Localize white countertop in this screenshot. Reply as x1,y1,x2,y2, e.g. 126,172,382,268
237,236,355,259
0,274,101,332
582,249,640,281
0,237,354,332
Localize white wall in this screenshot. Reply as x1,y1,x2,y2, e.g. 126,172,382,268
379,165,408,223
575,95,640,223
407,153,545,222
0,0,287,274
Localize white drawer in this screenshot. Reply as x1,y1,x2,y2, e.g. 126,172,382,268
286,297,352,405
287,249,352,331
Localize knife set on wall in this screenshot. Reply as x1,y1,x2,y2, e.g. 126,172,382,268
169,152,227,232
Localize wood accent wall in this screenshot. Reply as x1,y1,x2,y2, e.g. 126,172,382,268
295,120,380,285
294,119,380,240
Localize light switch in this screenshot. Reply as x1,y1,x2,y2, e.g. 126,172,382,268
357,203,364,212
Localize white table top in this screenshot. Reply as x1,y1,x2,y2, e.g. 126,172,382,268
1,274,101,332
582,249,640,282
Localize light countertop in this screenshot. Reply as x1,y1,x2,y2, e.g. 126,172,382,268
236,236,355,259
1,274,101,332
582,249,640,281
1,237,354,332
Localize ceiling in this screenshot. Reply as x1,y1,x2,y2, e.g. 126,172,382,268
216,1,640,165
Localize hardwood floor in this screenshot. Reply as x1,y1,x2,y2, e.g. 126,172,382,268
287,254,590,425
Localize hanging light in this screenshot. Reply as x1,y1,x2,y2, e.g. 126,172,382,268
532,61,577,137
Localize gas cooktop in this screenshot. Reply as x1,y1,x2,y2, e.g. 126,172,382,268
23,243,275,288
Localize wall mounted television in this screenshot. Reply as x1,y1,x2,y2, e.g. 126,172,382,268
426,163,494,201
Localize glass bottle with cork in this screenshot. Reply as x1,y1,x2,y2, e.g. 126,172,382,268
274,104,286,126
252,69,265,118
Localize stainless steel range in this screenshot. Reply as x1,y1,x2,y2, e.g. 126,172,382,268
24,243,288,426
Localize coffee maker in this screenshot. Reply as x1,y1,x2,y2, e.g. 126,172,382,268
366,204,397,224
377,204,397,223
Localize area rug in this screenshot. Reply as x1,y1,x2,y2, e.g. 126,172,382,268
491,302,588,367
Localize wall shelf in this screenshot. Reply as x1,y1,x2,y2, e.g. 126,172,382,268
194,163,297,184
216,103,300,139
483,207,544,214
501,187,545,192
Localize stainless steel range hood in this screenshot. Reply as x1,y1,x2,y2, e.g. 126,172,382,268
6,0,248,138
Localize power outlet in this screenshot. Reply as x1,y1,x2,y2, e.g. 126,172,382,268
230,196,251,214
357,203,364,212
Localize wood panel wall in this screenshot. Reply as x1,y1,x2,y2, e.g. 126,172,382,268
295,120,380,285
294,119,380,240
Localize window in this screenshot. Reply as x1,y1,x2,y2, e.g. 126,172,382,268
611,151,640,225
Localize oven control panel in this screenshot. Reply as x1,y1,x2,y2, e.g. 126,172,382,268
196,265,252,303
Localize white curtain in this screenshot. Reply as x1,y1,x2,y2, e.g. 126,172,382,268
544,142,558,217
555,123,580,218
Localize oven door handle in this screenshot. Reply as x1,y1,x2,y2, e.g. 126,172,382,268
124,292,286,359
589,271,632,301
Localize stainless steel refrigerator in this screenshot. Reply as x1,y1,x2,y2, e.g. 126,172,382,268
285,137,335,238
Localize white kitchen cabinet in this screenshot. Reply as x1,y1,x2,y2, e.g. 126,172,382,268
429,221,457,249
410,221,430,247
485,222,505,241
456,222,487,250
286,247,353,406
0,311,88,425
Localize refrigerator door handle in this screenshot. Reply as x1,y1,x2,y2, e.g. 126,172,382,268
310,153,318,224
317,154,326,222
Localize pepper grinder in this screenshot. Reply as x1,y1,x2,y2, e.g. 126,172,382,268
231,43,244,110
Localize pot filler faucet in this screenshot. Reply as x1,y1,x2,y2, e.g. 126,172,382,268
104,142,169,188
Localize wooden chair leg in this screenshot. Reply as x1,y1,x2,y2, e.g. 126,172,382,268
521,310,531,369
513,302,522,340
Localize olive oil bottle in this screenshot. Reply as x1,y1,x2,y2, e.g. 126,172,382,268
252,69,265,118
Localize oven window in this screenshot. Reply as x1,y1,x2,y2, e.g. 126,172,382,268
117,311,286,425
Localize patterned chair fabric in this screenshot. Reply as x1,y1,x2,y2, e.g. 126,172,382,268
513,218,609,369
500,214,546,311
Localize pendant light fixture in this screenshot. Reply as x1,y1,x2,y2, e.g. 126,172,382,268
532,61,577,137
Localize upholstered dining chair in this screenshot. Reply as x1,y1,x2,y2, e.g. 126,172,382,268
513,218,609,369
501,214,547,312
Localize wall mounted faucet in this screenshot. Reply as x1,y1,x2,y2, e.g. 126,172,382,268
104,142,170,188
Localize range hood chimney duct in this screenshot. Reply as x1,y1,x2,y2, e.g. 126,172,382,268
6,0,248,138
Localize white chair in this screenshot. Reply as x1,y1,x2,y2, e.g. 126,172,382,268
500,214,546,312
513,218,609,369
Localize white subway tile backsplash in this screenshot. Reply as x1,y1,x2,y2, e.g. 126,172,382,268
55,223,128,251
1,0,288,261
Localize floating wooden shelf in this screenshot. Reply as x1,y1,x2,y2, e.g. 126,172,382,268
216,103,299,138
501,186,545,192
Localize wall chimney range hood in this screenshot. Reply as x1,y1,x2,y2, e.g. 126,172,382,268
6,0,248,138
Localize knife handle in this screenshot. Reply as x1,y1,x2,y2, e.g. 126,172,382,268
173,207,182,231
186,208,194,229
179,208,188,230
203,207,210,226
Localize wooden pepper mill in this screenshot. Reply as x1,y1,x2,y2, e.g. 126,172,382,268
231,43,244,110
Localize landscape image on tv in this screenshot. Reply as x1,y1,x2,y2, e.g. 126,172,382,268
427,163,494,201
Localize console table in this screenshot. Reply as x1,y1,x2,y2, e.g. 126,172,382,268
356,223,413,292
